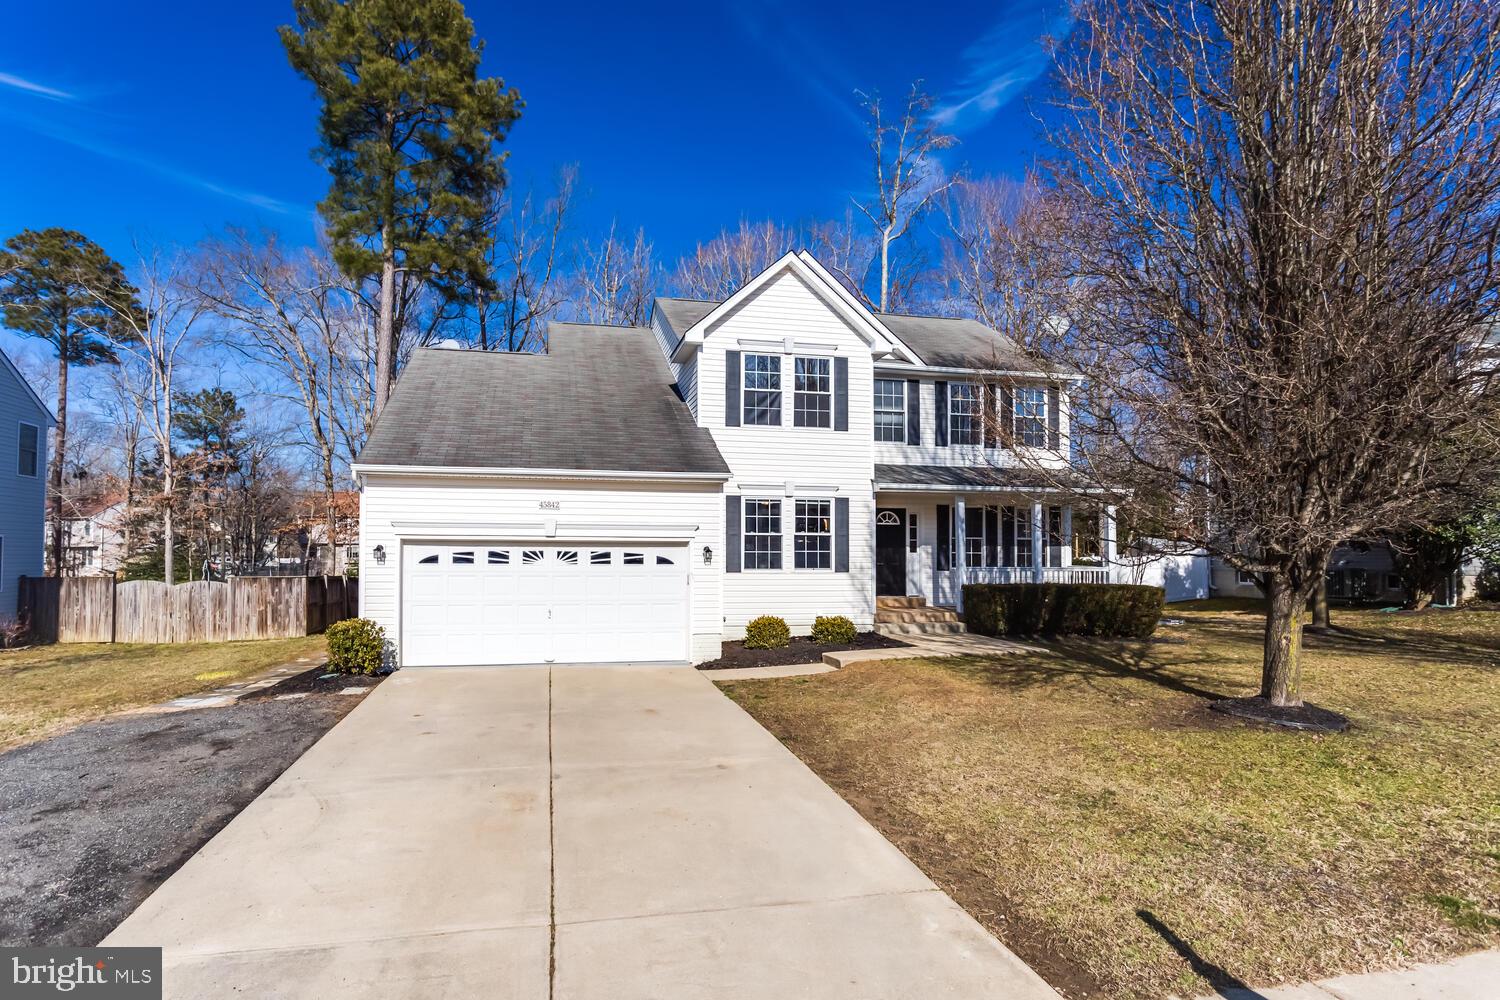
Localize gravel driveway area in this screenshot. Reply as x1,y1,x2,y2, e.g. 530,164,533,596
0,686,369,946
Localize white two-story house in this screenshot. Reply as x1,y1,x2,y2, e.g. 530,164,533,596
354,251,1119,667
0,347,54,619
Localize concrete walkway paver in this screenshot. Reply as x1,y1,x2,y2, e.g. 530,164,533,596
105,665,1059,999
1194,948,1500,1000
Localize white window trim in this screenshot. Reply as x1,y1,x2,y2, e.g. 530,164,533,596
873,378,905,443
1235,569,1257,586
791,356,833,430
17,421,40,478
742,353,783,426
1013,387,1048,448
793,497,834,572
948,382,982,446
742,497,783,571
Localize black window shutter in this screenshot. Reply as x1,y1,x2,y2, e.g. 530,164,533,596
934,381,949,447
984,506,999,566
936,504,951,571
999,384,1014,445
983,383,997,448
834,496,850,572
1048,385,1061,450
905,379,920,444
725,351,741,427
726,496,742,573
834,357,849,431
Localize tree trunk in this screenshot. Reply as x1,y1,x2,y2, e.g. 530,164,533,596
162,498,174,586
51,342,68,577
878,229,891,312
374,222,397,419
1310,571,1330,629
1261,573,1308,707
1406,585,1436,611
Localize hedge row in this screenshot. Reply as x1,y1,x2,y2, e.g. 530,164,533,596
962,583,1164,639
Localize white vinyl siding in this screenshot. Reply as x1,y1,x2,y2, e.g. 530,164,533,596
360,475,724,664
872,377,1075,470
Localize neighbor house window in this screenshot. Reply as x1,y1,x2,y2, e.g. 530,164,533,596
1386,573,1403,591
1014,388,1047,447
743,499,783,569
949,383,981,445
793,357,831,428
17,423,39,477
794,499,832,569
873,378,905,442
743,354,782,426
1235,569,1257,586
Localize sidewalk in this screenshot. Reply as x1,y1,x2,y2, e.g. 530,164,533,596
1195,948,1500,1000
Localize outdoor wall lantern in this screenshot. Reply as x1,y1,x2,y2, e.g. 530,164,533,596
703,546,713,566
373,545,386,565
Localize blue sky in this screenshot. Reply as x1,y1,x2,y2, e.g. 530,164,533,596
1,0,1071,268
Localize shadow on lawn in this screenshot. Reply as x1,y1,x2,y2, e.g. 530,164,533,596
1137,910,1265,998
947,639,1235,702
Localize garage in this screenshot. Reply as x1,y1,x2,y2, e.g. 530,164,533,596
401,542,690,666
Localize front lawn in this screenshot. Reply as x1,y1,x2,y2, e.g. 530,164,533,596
722,604,1500,999
0,636,327,750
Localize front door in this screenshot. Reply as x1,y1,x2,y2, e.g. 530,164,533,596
875,508,906,596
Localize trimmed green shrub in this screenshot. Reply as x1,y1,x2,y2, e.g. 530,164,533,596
963,583,1165,639
811,615,858,645
327,617,387,674
743,615,791,649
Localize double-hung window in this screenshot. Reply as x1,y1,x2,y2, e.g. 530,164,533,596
17,423,39,477
794,499,832,569
743,499,782,569
743,354,782,426
793,357,831,428
1014,387,1047,447
949,383,981,445
873,378,905,441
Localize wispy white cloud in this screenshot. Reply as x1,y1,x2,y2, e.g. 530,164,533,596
0,70,76,101
725,4,865,132
932,4,1075,133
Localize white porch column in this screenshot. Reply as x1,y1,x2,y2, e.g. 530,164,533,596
953,495,967,612
1102,505,1118,580
1060,505,1074,570
1030,500,1044,584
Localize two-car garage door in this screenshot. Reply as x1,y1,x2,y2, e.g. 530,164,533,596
401,543,689,666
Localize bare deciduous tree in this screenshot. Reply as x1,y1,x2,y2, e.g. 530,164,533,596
1044,0,1500,712
851,83,959,311
573,224,655,328
477,165,576,352
672,221,800,300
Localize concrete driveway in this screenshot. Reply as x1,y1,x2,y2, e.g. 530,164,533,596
105,667,1059,999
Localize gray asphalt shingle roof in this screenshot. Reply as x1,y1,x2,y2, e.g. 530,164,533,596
357,324,730,476
873,313,1077,376
653,298,718,345
874,464,1092,490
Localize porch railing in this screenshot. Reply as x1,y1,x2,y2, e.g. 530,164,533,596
962,565,1112,585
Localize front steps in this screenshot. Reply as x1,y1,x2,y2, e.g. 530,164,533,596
874,596,967,636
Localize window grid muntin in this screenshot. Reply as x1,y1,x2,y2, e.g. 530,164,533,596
873,379,905,441
794,499,832,570
1014,387,1047,447
742,354,782,426
743,498,783,570
792,357,831,428
949,383,981,445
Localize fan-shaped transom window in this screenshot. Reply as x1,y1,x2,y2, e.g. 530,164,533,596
590,551,611,565
623,552,645,565
557,550,578,564
656,555,674,565
418,554,439,565
877,510,901,526
488,550,509,564
451,550,475,564
522,549,544,565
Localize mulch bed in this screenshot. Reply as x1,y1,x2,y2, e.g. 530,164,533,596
241,666,386,700
697,631,910,670
1209,695,1351,732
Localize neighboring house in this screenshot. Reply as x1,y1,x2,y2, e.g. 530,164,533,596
1211,543,1480,606
47,492,128,577
0,347,55,619
354,251,1122,667
268,491,360,576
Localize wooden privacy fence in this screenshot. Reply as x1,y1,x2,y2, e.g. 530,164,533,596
17,576,359,645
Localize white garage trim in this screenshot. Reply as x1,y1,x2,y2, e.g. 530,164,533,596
391,521,702,543
398,539,693,668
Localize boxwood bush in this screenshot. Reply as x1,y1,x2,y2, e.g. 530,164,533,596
811,615,857,645
326,617,387,674
743,615,791,649
963,583,1164,639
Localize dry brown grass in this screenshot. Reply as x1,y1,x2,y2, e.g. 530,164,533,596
0,636,328,751
722,603,1500,999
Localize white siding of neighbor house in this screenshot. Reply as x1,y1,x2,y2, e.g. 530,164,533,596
0,358,50,618
872,375,1073,469
694,267,877,634
360,475,724,664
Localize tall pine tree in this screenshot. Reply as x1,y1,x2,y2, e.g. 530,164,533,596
280,0,521,418
0,229,142,575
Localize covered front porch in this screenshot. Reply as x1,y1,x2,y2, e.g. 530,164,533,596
874,466,1119,612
